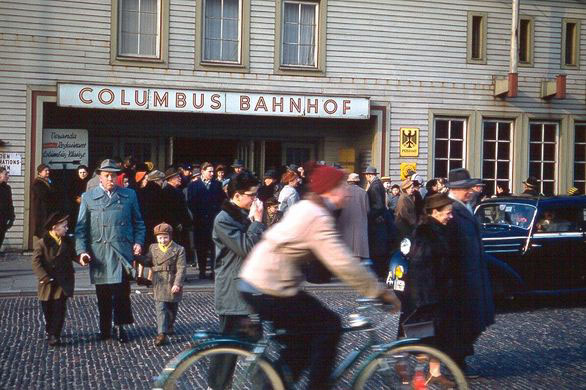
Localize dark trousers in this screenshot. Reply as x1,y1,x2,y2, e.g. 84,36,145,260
95,277,134,336
242,291,342,390
0,226,6,250
175,230,194,264
194,231,214,276
207,314,262,390
40,296,68,337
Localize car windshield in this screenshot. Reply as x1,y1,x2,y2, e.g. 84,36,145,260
475,203,536,230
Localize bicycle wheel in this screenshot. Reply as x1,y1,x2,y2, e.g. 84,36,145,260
353,344,468,390
154,344,285,390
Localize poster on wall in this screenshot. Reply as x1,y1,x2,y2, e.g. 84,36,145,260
0,152,22,176
42,129,88,170
399,127,419,157
400,162,417,180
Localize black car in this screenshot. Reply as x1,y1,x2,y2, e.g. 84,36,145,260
476,196,586,297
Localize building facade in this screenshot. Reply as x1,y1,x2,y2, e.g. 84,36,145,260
1,0,585,250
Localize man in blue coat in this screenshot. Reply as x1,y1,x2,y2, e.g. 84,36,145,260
446,168,495,378
75,159,146,343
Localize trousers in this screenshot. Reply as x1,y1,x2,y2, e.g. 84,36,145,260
40,296,68,337
95,276,134,335
155,301,179,335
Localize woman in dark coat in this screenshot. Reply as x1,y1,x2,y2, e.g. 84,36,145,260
0,167,15,253
31,164,59,239
398,193,457,387
68,165,90,230
32,212,79,346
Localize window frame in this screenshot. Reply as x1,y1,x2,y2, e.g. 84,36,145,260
467,11,487,64
481,119,514,197
110,0,169,68
518,15,534,67
195,0,250,72
274,0,327,76
561,18,581,69
432,117,468,179
574,123,586,194
528,121,559,196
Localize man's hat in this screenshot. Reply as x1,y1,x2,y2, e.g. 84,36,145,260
154,222,173,236
448,168,479,189
380,176,391,182
180,163,192,171
164,167,181,180
424,193,454,211
265,197,280,207
96,159,121,173
264,169,277,179
44,211,69,231
401,179,414,191
288,164,299,172
192,168,201,177
147,170,165,181
362,166,379,175
347,173,360,182
231,159,245,168
523,176,539,188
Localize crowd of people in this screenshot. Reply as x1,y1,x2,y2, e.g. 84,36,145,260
10,155,584,388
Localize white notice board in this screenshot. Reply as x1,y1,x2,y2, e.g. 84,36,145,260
42,129,89,169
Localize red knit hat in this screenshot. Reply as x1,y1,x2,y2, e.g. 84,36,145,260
309,165,345,194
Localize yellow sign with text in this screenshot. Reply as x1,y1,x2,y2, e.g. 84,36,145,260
400,163,417,181
400,127,419,157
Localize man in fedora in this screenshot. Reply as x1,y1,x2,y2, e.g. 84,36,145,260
363,166,388,278
446,168,494,377
519,176,542,197
229,159,245,179
75,159,146,343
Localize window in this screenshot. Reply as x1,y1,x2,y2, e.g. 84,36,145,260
274,0,327,75
529,122,558,196
467,12,487,64
575,124,586,194
434,118,466,178
111,0,169,66
203,0,240,63
482,120,512,197
519,16,534,66
562,19,581,68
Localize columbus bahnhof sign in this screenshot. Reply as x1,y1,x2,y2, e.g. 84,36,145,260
58,83,370,120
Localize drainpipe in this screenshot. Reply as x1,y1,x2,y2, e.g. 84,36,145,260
508,0,519,97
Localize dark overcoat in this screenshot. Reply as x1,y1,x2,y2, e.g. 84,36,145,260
0,182,15,225
213,201,265,315
338,184,370,258
139,241,186,302
31,178,59,238
187,179,226,238
137,182,165,245
32,233,78,301
446,200,495,348
395,193,417,239
162,184,192,231
366,177,388,257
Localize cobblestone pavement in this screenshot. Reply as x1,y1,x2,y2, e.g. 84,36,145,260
0,288,584,390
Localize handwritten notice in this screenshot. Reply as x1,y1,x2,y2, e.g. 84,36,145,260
42,129,88,169
0,152,22,176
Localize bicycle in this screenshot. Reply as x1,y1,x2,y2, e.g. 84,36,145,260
152,298,468,390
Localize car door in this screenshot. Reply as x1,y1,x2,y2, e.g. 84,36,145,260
526,204,586,291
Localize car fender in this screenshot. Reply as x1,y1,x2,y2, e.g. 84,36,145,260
484,252,527,295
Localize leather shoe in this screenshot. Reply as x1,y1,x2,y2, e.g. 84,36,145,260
154,334,167,346
47,335,60,346
115,326,129,343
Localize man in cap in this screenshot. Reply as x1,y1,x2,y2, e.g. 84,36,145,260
363,166,388,278
519,176,542,197
446,168,494,377
162,168,194,266
75,159,146,343
337,173,370,265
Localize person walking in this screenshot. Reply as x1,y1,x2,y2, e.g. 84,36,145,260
397,193,457,387
395,179,418,240
278,171,301,214
162,168,194,267
446,168,495,377
363,166,388,278
337,173,370,263
187,162,226,279
136,223,186,346
31,164,59,240
75,159,146,343
0,167,15,254
207,172,266,390
68,165,90,230
32,212,79,347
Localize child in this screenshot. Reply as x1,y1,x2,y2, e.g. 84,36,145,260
32,211,80,346
138,222,186,346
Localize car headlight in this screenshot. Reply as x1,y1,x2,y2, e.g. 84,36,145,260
400,238,411,255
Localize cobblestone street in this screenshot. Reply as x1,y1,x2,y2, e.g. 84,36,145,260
0,288,584,389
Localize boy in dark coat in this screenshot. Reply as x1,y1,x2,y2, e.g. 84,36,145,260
32,212,79,346
137,223,186,346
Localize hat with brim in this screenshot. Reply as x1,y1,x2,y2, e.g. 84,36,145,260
448,168,479,189
192,168,201,177
362,166,379,175
96,159,121,173
164,168,181,181
401,179,414,191
523,176,539,188
147,170,165,181
347,173,360,182
231,159,244,168
44,211,69,231
424,193,454,211
380,176,391,182
135,171,147,183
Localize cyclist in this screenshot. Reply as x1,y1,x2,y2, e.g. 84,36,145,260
239,163,400,390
